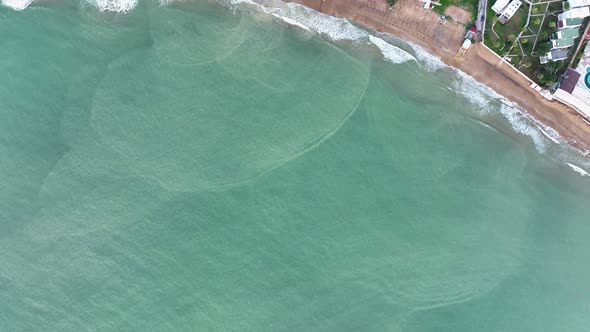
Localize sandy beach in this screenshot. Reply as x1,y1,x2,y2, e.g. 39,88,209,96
292,0,590,152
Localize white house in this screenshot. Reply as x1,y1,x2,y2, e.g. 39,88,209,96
558,7,590,20
558,17,584,29
566,0,590,8
499,0,522,23
540,48,570,64
492,0,510,13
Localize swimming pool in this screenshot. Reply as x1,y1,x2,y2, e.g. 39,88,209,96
586,69,590,89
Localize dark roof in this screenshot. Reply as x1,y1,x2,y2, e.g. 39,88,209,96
560,68,581,94
550,48,569,60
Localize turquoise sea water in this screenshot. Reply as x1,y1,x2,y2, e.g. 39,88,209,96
1,0,590,330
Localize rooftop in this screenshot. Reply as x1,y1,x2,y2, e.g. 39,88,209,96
556,28,580,39
552,37,576,48
549,48,570,60
492,0,510,13
567,0,590,8
501,0,522,14
499,0,522,22
558,7,590,20
561,68,582,93
559,17,584,28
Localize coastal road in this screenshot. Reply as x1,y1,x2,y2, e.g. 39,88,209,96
476,0,487,38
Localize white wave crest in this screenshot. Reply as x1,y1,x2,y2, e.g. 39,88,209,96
2,0,138,11
405,41,446,71
2,0,33,10
225,0,367,41
566,163,590,177
498,104,550,153
368,35,416,64
271,13,311,31
90,0,138,12
282,5,366,41
451,69,555,153
226,0,419,65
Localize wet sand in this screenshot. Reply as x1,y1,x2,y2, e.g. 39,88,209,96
293,0,590,152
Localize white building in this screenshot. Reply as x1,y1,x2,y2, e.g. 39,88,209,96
558,6,590,20
566,0,590,8
492,0,510,13
539,48,570,64
558,16,584,29
499,0,522,23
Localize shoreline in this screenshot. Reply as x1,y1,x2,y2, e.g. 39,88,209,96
291,0,590,153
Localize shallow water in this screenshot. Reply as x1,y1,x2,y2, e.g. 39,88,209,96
1,1,590,330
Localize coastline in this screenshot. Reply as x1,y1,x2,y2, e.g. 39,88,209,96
290,0,590,153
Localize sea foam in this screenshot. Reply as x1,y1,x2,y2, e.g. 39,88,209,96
368,35,416,64
89,0,138,12
450,65,590,175
225,0,415,64
566,163,590,177
2,0,34,10
0,0,139,11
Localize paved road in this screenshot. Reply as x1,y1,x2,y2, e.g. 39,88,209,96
476,0,487,37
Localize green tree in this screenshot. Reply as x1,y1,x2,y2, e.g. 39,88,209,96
549,21,556,28
533,18,541,25
545,60,562,73
573,42,588,67
538,30,551,42
536,42,551,54
539,71,558,85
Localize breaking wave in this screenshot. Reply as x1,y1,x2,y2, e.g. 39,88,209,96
368,35,416,64
450,65,590,176
223,0,416,64
1,0,33,10
2,0,139,11
89,0,138,12
224,0,367,41
566,163,590,177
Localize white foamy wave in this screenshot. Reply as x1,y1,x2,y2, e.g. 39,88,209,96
225,0,367,41
451,70,495,112
498,104,549,153
405,41,446,71
452,69,552,153
368,35,416,64
226,0,416,64
271,13,311,31
158,0,187,6
89,0,137,12
534,123,561,145
1,0,33,10
282,4,366,41
566,163,590,177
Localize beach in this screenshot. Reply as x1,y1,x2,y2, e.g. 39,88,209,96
292,0,590,152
